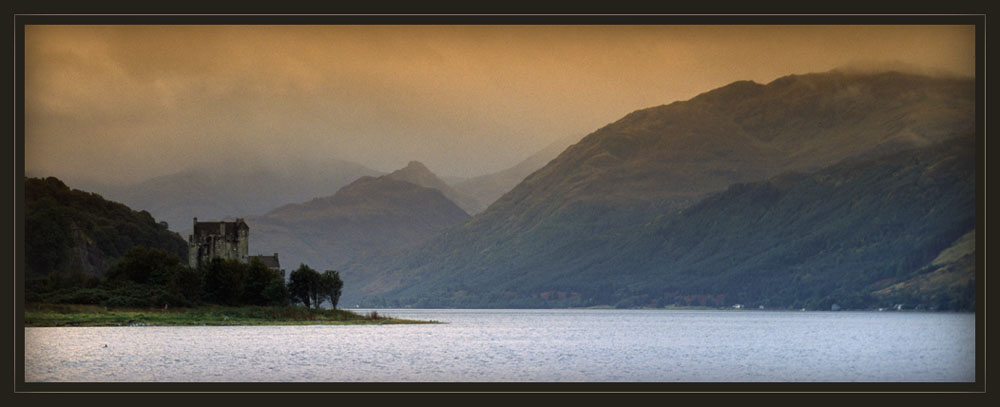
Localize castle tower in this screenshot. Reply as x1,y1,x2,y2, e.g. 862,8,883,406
188,217,249,268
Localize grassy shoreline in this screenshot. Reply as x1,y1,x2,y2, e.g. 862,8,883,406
24,303,440,327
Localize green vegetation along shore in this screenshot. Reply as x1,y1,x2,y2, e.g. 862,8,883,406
24,303,439,327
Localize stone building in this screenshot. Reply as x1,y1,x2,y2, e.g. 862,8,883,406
188,217,249,268
249,253,285,279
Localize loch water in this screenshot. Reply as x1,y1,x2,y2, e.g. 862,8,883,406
24,309,975,382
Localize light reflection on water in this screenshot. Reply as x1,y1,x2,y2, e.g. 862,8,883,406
24,309,975,382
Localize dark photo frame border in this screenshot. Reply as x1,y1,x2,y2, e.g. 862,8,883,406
7,11,989,397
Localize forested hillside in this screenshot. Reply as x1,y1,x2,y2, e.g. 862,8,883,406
25,176,188,278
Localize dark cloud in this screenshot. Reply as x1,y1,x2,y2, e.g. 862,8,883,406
25,25,975,186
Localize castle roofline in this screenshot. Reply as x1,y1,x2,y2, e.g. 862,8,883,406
192,218,248,238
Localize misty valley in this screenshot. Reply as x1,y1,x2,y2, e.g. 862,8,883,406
25,70,976,313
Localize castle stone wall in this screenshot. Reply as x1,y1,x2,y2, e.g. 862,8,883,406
188,218,249,268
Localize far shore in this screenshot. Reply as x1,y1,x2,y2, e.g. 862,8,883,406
24,303,440,327
349,305,966,313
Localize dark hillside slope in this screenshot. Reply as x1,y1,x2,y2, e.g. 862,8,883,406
370,133,975,309
25,177,188,277
594,133,976,310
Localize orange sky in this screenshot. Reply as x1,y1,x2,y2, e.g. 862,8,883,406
24,25,975,185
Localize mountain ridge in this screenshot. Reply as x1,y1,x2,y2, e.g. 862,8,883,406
88,159,384,233
246,164,472,274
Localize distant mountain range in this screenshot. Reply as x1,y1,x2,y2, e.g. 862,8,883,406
339,70,976,310
244,162,471,273
26,136,582,282
86,159,383,233
74,140,572,231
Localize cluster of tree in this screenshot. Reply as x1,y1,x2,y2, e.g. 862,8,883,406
23,177,347,310
25,246,343,309
288,265,343,309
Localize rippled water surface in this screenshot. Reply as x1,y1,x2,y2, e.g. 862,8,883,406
24,309,975,382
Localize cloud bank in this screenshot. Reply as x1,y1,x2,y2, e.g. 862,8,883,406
25,25,975,186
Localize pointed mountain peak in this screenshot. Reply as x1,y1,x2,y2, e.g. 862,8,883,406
383,160,479,216
404,160,430,171
386,160,444,186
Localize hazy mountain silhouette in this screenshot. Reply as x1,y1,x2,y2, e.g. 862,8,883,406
244,163,471,274
384,161,480,215
92,159,383,233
